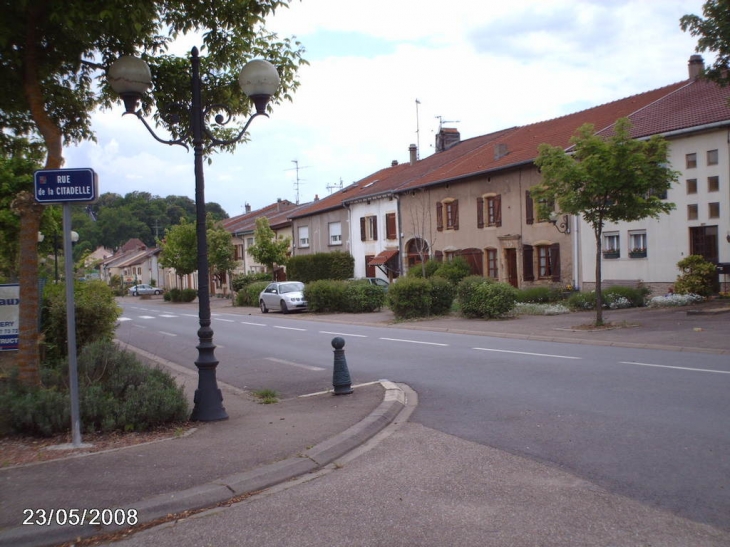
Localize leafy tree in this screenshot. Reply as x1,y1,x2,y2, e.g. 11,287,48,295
207,222,237,288
248,217,291,279
681,1,730,86
1,1,306,385
158,218,198,287
532,118,677,326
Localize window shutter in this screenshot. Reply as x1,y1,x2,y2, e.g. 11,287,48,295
523,244,534,281
436,202,443,231
386,213,397,240
360,217,366,241
550,243,561,282
453,200,459,230
477,197,484,228
495,195,502,227
372,216,378,240
526,191,534,225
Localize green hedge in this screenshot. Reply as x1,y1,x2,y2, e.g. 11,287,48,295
515,286,563,303
42,280,121,361
163,288,197,302
231,272,271,292
458,277,517,319
387,277,432,319
286,251,354,283
236,281,270,307
305,279,386,313
0,341,188,436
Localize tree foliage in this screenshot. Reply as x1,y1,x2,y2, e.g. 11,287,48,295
681,0,730,86
158,218,198,282
532,118,677,325
248,217,291,279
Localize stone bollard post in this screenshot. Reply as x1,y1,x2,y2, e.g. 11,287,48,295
331,337,353,395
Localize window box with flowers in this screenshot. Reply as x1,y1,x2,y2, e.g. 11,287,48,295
629,248,647,258
602,250,620,259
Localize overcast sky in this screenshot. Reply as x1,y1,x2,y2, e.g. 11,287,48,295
64,0,712,218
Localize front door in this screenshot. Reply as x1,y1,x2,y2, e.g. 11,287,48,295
505,248,518,288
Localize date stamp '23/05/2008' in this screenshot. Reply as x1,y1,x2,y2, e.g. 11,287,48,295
22,508,138,527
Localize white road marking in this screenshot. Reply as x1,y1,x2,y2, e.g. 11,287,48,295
241,321,267,326
118,317,132,322
274,326,307,332
182,314,198,318
618,361,730,374
138,315,155,319
380,337,448,347
265,357,325,371
158,314,178,318
159,331,177,337
473,347,581,359
214,318,234,322
320,331,367,338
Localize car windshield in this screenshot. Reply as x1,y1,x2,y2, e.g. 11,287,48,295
280,282,303,294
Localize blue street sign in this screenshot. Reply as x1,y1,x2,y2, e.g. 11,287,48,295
34,168,98,204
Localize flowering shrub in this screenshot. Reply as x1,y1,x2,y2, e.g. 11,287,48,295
514,303,571,316
605,295,632,309
648,293,704,307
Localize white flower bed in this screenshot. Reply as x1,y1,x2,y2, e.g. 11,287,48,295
648,293,704,307
514,302,571,315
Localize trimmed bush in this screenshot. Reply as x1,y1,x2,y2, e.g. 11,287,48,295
165,288,198,303
566,291,597,310
286,251,354,283
342,281,386,313
603,285,650,308
387,277,432,319
306,280,347,312
236,281,269,307
674,255,717,297
42,280,121,361
407,259,441,278
458,278,517,319
516,286,563,303
432,257,472,285
1,341,188,436
231,272,271,292
428,276,456,315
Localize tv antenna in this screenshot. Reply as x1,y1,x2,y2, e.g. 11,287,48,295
415,99,421,160
326,177,344,194
435,115,460,132
286,160,308,204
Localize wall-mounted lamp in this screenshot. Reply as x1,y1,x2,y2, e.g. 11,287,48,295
549,212,571,234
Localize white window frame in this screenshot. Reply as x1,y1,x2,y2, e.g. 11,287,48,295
298,225,310,248
329,221,342,245
629,231,647,254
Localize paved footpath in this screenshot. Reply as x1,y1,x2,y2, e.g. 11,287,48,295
1,298,728,546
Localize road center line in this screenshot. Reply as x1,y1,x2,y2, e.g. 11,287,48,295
618,361,730,374
158,314,178,318
158,331,177,337
214,318,234,322
240,321,266,326
473,347,581,359
274,326,307,332
380,337,448,347
265,357,325,371
320,331,367,338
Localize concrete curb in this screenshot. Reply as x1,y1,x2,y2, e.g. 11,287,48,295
0,381,408,547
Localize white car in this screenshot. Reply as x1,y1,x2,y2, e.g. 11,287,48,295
128,284,163,296
259,282,308,314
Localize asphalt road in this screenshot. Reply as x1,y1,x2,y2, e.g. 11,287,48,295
116,300,730,532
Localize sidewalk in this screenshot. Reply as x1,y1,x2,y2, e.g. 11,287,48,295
1,298,728,547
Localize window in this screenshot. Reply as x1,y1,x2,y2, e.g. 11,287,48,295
329,221,342,245
686,153,697,168
385,213,397,240
686,179,697,194
536,244,560,280
690,225,719,263
487,196,501,227
709,202,720,218
360,215,378,241
298,225,309,248
603,232,620,258
525,191,535,225
629,231,647,257
707,149,719,165
708,176,720,192
436,200,459,231
246,237,254,246
537,198,554,223
486,248,498,279
688,204,698,220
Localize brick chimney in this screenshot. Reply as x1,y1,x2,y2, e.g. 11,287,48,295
409,143,418,165
245,202,251,213
688,54,704,79
435,127,460,153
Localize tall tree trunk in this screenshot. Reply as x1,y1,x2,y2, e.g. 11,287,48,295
594,229,604,326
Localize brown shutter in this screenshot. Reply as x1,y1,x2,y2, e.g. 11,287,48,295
523,244,534,281
526,191,534,225
550,243,561,282
360,217,366,241
495,195,502,227
436,202,443,231
477,197,484,228
453,200,459,230
386,213,396,239
372,216,378,240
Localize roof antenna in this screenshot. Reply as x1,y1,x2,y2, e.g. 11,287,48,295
286,160,308,204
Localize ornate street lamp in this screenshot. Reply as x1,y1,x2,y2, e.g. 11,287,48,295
108,48,280,421
549,212,571,234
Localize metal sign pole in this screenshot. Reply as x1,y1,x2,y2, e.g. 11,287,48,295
63,203,82,447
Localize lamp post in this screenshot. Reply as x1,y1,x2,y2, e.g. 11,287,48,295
108,47,280,421
548,212,571,234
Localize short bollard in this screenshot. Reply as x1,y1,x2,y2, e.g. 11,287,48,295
331,337,353,395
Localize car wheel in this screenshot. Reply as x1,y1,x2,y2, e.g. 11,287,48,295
280,300,289,314
260,299,269,314
154,290,161,295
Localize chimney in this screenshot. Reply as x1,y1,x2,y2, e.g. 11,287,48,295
688,54,704,79
408,144,418,165
314,194,319,201
435,127,460,153
391,160,399,167
245,202,251,213
494,143,509,160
